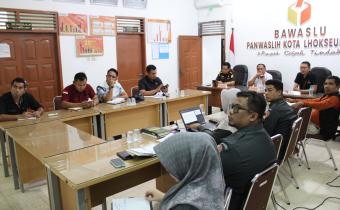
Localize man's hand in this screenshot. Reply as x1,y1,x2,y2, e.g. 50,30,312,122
217,144,224,153
81,101,93,108
23,112,34,118
291,102,304,109
32,111,42,118
187,123,200,130
145,189,164,202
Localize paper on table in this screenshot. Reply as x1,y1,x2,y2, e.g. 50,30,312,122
111,197,151,210
127,143,157,156
107,97,125,105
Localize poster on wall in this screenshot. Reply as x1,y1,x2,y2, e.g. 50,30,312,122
152,44,169,60
90,16,116,36
59,13,88,35
146,19,171,43
75,36,104,57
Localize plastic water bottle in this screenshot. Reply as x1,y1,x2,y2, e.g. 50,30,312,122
309,86,313,96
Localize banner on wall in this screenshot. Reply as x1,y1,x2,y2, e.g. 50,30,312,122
59,13,88,35
146,19,171,43
90,16,116,36
245,0,340,57
75,36,104,57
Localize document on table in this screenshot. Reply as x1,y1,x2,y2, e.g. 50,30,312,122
111,197,151,210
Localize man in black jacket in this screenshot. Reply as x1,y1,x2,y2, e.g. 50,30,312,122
264,80,297,161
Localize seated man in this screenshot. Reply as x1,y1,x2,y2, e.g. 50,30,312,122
218,91,276,210
61,72,98,109
264,80,297,161
138,64,168,96
215,62,235,86
247,63,272,89
0,77,44,121
97,68,128,102
289,76,340,138
293,61,317,93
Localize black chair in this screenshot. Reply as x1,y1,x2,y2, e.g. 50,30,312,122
296,107,312,170
310,67,332,93
267,70,282,81
53,96,62,110
233,65,248,86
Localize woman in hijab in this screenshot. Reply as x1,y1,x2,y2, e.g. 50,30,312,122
145,132,226,210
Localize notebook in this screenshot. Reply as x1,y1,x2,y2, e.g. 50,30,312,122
179,107,216,131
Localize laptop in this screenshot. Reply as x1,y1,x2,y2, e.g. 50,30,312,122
179,107,216,131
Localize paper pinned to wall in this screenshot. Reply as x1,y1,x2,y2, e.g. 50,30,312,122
0,43,11,58
152,44,169,60
146,19,171,43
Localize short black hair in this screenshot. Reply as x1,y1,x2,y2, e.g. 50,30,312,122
11,77,27,87
146,64,157,73
265,79,283,92
301,61,311,68
257,63,266,69
107,68,118,76
236,91,266,120
74,72,87,82
222,62,231,69
326,75,340,86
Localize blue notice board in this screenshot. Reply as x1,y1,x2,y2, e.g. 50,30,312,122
152,44,169,59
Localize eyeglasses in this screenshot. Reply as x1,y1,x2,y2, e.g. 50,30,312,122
106,75,117,78
228,104,250,114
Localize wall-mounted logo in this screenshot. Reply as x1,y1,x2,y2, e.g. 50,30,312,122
288,0,311,25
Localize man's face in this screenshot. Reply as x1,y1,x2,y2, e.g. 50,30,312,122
300,63,310,75
257,65,266,76
11,82,26,98
73,80,87,92
147,69,157,80
265,85,282,102
221,65,230,74
106,71,117,85
228,97,256,129
324,79,339,95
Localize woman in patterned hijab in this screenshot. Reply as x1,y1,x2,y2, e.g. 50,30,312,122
146,132,225,210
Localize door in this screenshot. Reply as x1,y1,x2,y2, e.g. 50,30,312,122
116,34,145,96
0,33,61,111
179,36,202,90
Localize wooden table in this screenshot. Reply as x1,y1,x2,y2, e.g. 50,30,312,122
5,120,105,192
44,134,163,210
97,101,162,140
0,108,100,178
283,91,322,99
161,89,210,125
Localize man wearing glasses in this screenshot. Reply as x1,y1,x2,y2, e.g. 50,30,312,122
192,91,276,210
0,77,44,121
97,68,128,102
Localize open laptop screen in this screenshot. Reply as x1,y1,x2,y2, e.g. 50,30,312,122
180,107,205,126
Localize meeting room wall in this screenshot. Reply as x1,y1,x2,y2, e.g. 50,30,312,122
198,0,340,90
232,0,340,90
0,0,198,92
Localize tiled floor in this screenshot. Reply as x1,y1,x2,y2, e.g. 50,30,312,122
1,137,340,210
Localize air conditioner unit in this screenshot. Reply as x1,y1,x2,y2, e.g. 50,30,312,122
195,0,231,9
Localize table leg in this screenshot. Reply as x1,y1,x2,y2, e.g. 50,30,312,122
0,131,9,177
7,135,19,190
76,189,86,210
47,169,62,210
92,116,98,137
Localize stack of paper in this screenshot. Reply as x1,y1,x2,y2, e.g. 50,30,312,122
127,143,157,157
107,97,126,105
111,197,151,210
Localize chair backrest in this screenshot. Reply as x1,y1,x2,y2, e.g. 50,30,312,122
310,67,332,93
131,86,139,96
267,70,282,81
233,65,248,86
297,107,312,142
243,163,279,210
53,96,62,110
271,134,283,161
283,117,303,162
220,88,240,112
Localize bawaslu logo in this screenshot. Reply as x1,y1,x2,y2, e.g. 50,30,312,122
288,0,311,26
245,0,340,57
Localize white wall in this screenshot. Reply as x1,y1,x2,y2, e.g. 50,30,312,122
198,0,340,90
232,0,340,90
0,0,198,92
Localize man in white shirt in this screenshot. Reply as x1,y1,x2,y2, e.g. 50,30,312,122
248,64,273,90
97,68,128,102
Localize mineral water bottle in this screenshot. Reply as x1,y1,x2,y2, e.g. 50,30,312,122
309,86,313,96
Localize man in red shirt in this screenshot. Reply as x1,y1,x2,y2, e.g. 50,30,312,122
61,72,99,109
288,76,340,136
